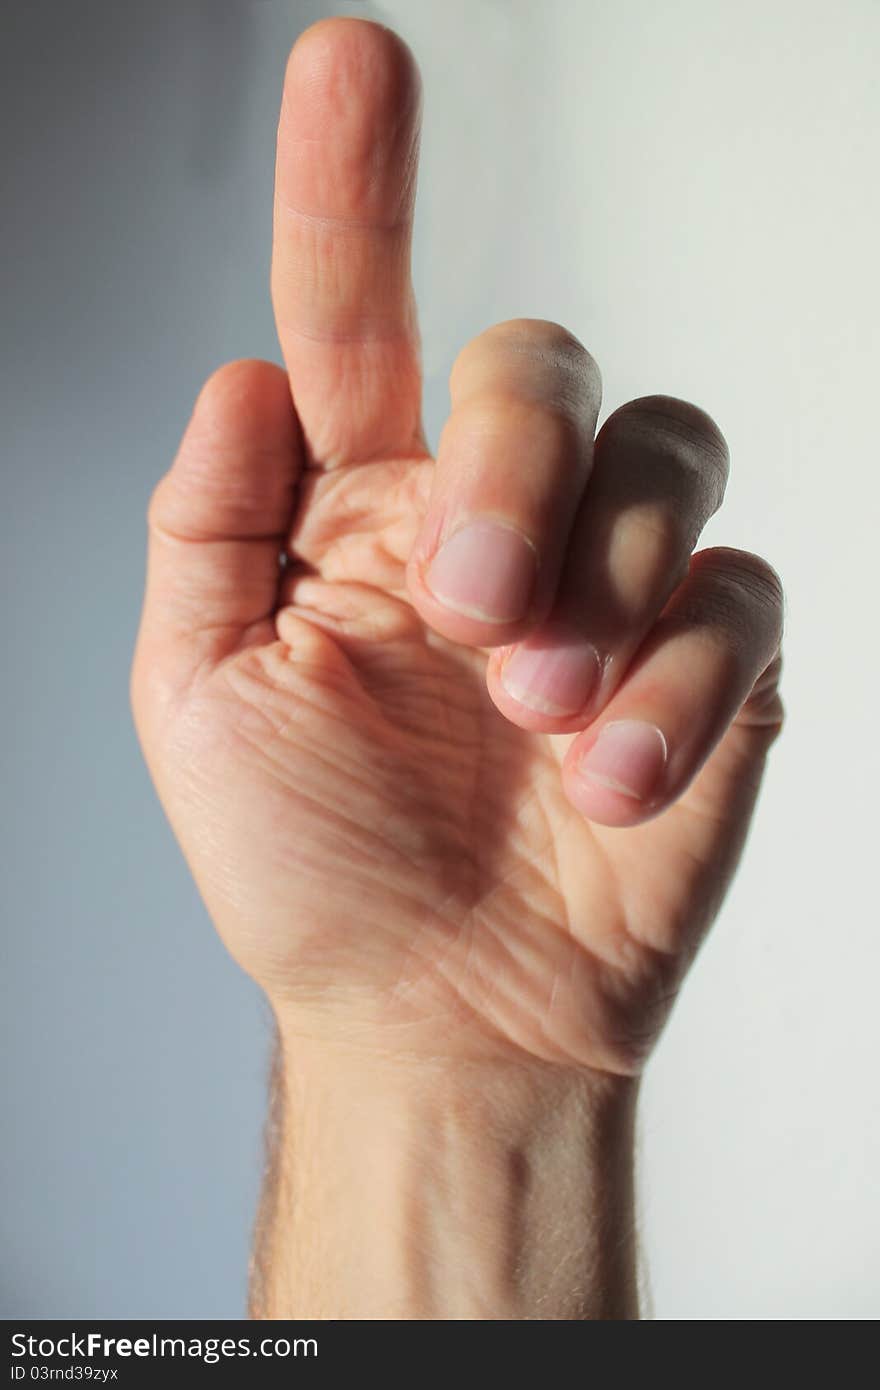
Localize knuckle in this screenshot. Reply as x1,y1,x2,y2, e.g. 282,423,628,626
452,321,601,416
611,394,728,457
701,547,785,612
600,395,730,507
688,547,786,653
481,318,590,360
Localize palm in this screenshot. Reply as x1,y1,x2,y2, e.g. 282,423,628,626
133,20,783,1079
149,451,771,1075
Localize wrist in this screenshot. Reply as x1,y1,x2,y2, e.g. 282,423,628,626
253,1018,640,1320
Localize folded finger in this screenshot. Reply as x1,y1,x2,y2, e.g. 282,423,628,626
560,546,785,827
407,319,601,647
488,396,729,727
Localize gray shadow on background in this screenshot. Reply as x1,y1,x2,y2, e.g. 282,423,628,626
0,0,327,1319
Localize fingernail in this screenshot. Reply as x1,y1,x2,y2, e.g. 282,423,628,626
425,520,537,624
578,720,668,801
501,637,601,716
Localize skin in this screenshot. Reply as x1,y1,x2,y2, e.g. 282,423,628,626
131,18,785,1319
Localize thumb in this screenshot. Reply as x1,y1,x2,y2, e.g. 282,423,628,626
133,359,301,705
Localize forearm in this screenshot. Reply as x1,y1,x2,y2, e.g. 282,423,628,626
249,1026,640,1321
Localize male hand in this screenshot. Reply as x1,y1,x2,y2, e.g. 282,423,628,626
132,18,783,1083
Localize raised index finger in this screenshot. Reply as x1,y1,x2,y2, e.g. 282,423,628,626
271,18,424,468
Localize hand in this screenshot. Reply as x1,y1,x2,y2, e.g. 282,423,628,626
131,18,784,1083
